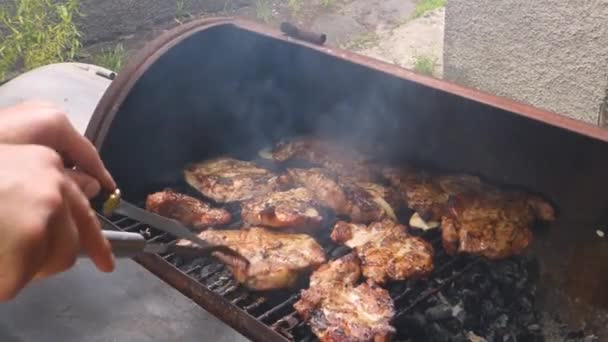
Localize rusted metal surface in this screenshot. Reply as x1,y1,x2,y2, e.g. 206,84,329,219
86,16,608,341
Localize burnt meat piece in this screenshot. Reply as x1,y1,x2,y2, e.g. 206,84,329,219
288,168,399,223
270,136,377,182
331,219,434,284
294,253,396,342
441,190,555,259
177,227,326,290
145,189,231,230
184,157,286,203
240,187,325,230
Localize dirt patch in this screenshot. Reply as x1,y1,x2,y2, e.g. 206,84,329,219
358,8,445,78
79,0,444,81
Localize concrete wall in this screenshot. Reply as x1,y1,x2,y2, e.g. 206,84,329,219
443,0,608,125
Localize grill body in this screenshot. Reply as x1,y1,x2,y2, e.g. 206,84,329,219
86,18,608,341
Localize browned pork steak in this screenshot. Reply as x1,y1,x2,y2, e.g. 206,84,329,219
331,219,434,284
240,187,325,231
294,253,396,342
288,168,399,223
441,190,555,259
383,166,555,259
270,136,377,182
145,189,231,230
177,227,326,291
184,157,286,203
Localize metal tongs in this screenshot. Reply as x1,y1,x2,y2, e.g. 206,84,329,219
93,189,218,259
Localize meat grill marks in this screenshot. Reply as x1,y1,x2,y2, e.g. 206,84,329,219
184,157,287,203
176,227,326,291
145,189,231,230
294,253,396,342
331,220,434,284
441,190,555,259
269,136,379,182
383,166,556,259
240,187,325,231
287,168,400,223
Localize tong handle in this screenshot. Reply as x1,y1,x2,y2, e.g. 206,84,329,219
102,230,147,258
79,230,146,259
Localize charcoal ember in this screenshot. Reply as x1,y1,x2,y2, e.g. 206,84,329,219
172,255,185,267
517,295,533,312
475,275,493,295
427,323,450,342
461,289,479,308
425,304,453,321
451,332,468,342
397,313,426,338
330,245,351,258
481,299,498,319
566,330,585,339
200,263,224,278
501,332,516,342
441,318,463,334
492,314,509,329
451,301,466,324
490,287,504,307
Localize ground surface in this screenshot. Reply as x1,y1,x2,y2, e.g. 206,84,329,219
82,0,446,78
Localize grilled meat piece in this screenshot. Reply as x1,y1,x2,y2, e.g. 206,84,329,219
184,157,286,203
240,187,325,230
145,189,231,230
294,253,396,342
383,166,506,221
270,137,377,182
288,168,399,223
384,166,556,259
177,227,326,290
331,219,434,284
441,191,555,259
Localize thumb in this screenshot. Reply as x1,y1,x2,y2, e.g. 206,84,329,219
64,169,101,199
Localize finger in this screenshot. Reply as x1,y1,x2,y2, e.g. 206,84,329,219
63,177,115,273
55,120,116,192
33,200,79,280
64,168,101,199
0,214,49,301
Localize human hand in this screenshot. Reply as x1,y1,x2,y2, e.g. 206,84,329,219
0,101,116,192
0,102,116,300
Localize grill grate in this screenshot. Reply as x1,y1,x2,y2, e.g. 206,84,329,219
105,203,483,341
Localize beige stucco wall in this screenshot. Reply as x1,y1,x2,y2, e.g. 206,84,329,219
443,0,608,125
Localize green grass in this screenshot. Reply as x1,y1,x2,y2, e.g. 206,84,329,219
0,0,83,80
413,55,437,76
411,0,445,19
288,0,301,15
255,0,273,23
93,43,126,72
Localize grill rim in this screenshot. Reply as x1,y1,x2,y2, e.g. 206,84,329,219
133,252,290,342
